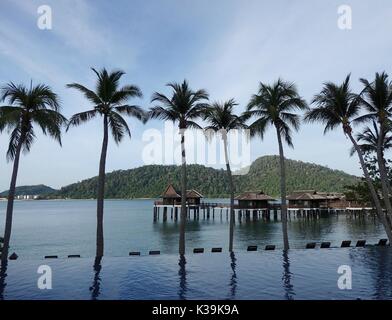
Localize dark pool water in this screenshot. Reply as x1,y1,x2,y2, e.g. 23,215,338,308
1,247,392,300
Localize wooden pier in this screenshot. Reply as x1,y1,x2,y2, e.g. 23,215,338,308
153,201,282,222
153,201,376,222
153,187,375,222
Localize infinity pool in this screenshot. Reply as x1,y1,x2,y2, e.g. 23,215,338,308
1,247,391,300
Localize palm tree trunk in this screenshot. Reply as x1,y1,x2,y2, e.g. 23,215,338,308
348,132,392,242
1,134,24,263
96,115,109,258
179,129,187,255
377,149,392,230
0,259,7,298
223,134,235,252
276,127,290,251
376,122,392,223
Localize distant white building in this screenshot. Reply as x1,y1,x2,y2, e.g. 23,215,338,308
15,195,39,200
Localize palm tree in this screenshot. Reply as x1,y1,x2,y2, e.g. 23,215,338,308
0,82,67,262
356,72,392,220
149,80,209,255
245,79,307,251
305,74,392,242
67,68,146,257
350,122,392,230
202,99,247,252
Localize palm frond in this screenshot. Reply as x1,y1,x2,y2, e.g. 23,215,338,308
148,106,177,122
66,83,102,105
0,106,23,132
32,109,68,145
1,82,28,106
306,75,360,134
108,111,131,144
67,109,98,130
115,105,147,123
6,125,22,161
358,71,392,124
22,127,36,156
29,83,60,111
90,68,126,103
111,85,143,104
185,120,202,129
151,92,175,108
248,117,270,138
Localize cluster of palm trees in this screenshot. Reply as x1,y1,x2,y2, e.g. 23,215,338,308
1,68,392,263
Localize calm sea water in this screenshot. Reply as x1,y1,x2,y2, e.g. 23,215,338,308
1,247,392,300
0,199,387,259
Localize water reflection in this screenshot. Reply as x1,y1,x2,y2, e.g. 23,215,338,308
89,256,102,300
178,255,187,300
349,247,392,299
154,221,203,252
344,215,382,240
229,252,237,299
236,220,281,244
282,251,295,300
0,261,7,300
289,219,325,241
152,213,386,253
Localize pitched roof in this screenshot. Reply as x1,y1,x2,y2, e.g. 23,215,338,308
235,191,275,201
161,184,204,198
186,189,204,198
287,190,343,201
162,184,180,198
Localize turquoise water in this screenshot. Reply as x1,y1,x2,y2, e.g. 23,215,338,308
0,199,387,259
1,247,392,300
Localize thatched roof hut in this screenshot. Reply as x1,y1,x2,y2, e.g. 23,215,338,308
161,184,203,205
287,190,344,208
235,191,275,209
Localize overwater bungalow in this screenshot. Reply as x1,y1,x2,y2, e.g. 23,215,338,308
158,184,204,206
235,191,276,209
286,190,370,210
287,190,343,209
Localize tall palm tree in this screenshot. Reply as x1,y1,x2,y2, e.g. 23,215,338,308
67,68,146,257
244,79,307,251
0,82,66,262
356,72,392,220
149,80,209,255
202,99,247,252
305,75,392,242
350,122,392,230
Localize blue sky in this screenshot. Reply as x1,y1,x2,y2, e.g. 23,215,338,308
0,0,391,190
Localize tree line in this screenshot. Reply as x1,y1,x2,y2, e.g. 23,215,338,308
1,69,392,261
56,156,357,199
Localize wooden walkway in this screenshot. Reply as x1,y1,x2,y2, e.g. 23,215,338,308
153,201,376,222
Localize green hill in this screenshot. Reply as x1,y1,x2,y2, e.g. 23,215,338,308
57,155,359,199
0,184,58,197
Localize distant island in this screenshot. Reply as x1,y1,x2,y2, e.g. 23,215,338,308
0,155,359,199
0,184,58,199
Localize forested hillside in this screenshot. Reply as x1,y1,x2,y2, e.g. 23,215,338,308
57,155,359,198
